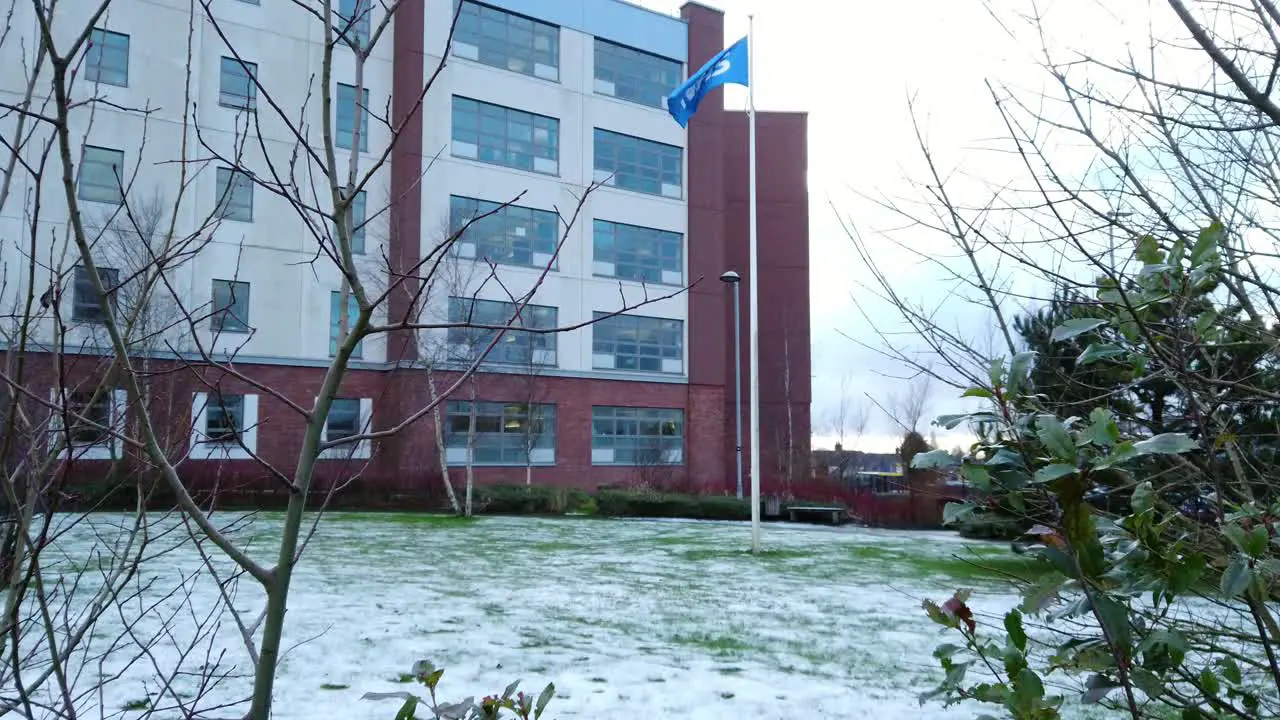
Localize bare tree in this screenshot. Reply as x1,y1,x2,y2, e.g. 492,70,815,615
0,1,693,718
849,1,1280,716
886,372,932,433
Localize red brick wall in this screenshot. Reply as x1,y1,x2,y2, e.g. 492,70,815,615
5,351,729,499
681,2,813,488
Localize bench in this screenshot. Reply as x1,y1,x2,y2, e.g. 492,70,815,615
786,505,846,525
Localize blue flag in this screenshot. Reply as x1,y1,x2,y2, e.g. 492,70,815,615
666,36,748,128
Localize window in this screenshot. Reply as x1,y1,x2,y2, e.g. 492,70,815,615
49,388,127,460
336,0,371,48
448,298,557,366
85,28,129,86
326,398,361,442
451,97,558,174
65,391,111,445
343,191,367,254
320,397,372,459
453,1,559,81
337,83,370,152
593,220,683,285
591,406,683,465
191,392,259,459
329,291,363,358
594,39,681,109
219,56,257,109
594,129,682,198
211,279,250,333
215,167,254,221
592,312,683,374
78,146,124,204
205,394,245,443
444,401,556,466
449,195,557,269
72,265,119,323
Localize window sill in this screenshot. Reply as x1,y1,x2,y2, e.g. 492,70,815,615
450,152,560,179
211,327,252,335
76,196,123,206
218,101,257,112
189,442,255,461
449,52,562,86
215,215,254,224
444,461,557,468
591,273,683,288
590,462,683,467
86,80,128,89
592,88,668,113
60,444,122,461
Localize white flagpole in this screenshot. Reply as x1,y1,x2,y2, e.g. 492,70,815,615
746,13,761,554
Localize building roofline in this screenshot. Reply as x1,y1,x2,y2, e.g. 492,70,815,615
680,1,724,16
612,0,689,24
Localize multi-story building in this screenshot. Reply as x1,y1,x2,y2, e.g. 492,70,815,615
0,0,809,500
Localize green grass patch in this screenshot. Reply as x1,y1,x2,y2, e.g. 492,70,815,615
670,631,757,656
121,698,150,711
320,683,350,691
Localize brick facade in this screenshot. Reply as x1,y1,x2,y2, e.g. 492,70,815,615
12,1,807,504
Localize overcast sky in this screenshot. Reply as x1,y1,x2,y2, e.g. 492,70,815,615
630,0,1156,452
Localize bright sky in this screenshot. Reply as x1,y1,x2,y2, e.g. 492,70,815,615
632,0,1159,453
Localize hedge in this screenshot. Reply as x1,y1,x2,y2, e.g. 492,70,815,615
472,485,594,515
593,490,752,521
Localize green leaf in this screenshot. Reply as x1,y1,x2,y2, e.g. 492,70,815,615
1077,343,1126,365
1221,556,1252,598
1093,595,1131,654
1223,523,1249,553
1131,481,1155,514
934,414,972,430
394,696,420,720
1131,667,1163,698
942,502,976,527
1082,674,1117,704
1036,416,1076,461
912,449,958,469
962,386,995,399
1200,668,1221,696
1086,408,1121,447
1137,235,1164,264
933,643,963,660
1004,609,1028,653
1245,526,1269,558
961,464,992,491
1220,657,1242,685
1194,309,1219,336
502,680,520,700
1133,433,1197,455
1008,351,1036,392
1051,318,1109,343
1035,464,1078,483
1021,575,1064,614
987,357,1006,388
1014,668,1045,711
535,682,555,719
1096,441,1139,468
1192,223,1223,265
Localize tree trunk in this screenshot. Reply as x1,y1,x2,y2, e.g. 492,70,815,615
426,369,460,515
464,380,476,518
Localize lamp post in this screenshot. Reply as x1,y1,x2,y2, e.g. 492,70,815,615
720,270,744,500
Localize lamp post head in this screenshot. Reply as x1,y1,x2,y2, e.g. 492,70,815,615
719,270,741,284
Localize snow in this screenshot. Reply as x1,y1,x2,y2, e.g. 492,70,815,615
36,513,1106,719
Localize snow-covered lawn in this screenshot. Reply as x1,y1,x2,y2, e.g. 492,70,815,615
52,513,1120,719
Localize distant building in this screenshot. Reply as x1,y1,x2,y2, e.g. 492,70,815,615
1,0,809,497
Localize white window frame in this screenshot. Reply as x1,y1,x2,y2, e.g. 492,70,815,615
189,392,258,460
49,388,128,461
318,397,373,460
